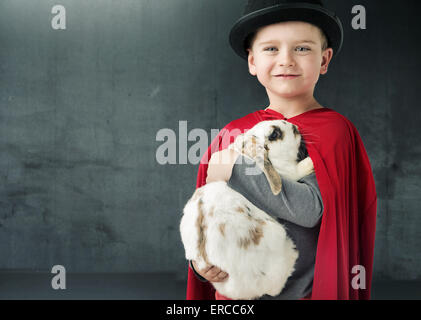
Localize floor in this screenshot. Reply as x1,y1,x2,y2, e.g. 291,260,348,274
0,272,419,300
0,272,186,300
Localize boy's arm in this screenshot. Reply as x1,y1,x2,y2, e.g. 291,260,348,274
227,155,324,228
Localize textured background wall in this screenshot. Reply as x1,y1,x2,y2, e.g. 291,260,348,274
0,0,419,282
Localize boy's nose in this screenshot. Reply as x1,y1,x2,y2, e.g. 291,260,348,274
277,48,295,67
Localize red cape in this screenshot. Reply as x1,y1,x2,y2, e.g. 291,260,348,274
186,107,377,300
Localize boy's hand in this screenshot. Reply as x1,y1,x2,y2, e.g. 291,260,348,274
206,149,241,183
191,260,229,282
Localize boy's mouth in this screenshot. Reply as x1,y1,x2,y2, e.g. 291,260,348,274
274,74,300,79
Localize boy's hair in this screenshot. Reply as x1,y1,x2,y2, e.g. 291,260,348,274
245,24,329,52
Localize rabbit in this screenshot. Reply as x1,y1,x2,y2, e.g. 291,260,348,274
180,119,315,300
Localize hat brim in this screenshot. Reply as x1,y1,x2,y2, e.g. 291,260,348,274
229,3,343,60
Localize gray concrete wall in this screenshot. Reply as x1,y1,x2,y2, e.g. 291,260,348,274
0,0,419,281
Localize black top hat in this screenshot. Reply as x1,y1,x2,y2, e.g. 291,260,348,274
229,0,343,60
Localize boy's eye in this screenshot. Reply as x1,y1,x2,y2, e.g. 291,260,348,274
263,46,311,52
296,46,311,52
264,47,277,52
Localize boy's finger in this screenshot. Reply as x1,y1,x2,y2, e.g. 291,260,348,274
216,272,228,281
201,265,213,273
205,266,229,279
211,272,229,283
205,266,219,277
208,266,225,278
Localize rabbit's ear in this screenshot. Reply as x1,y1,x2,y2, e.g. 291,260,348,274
228,133,245,154
236,133,283,195
236,133,261,160
259,145,283,195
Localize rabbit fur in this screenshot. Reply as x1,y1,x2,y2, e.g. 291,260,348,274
180,119,315,300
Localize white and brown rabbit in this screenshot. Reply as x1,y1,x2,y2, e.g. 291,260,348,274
180,120,314,300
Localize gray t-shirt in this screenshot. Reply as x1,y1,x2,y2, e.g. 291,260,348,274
190,155,324,300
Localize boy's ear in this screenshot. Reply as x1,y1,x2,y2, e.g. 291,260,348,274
247,50,257,76
320,48,334,75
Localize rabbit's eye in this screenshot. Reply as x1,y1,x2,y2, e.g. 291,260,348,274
269,131,278,140
269,127,283,141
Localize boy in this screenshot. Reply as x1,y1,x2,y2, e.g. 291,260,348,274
186,0,377,300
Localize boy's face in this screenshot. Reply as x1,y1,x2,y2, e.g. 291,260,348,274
247,21,333,99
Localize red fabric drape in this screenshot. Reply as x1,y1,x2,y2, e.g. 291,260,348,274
186,107,377,300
